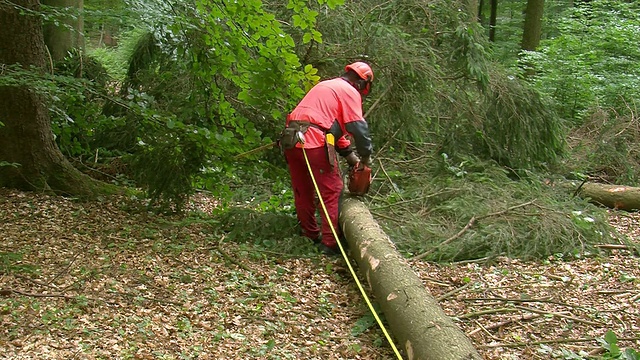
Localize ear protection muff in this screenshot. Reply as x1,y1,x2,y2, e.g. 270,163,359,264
356,77,372,96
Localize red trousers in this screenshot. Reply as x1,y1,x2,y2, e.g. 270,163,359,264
285,147,343,248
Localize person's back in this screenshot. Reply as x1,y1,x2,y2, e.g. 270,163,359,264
282,62,375,255
290,78,362,127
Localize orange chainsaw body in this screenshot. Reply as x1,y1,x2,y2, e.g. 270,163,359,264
348,163,372,196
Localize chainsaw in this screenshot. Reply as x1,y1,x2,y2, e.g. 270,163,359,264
347,162,372,196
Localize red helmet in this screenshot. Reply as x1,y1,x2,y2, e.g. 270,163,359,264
345,62,374,82
345,62,374,96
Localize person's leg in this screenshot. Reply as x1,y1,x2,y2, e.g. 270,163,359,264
285,148,320,240
304,147,343,249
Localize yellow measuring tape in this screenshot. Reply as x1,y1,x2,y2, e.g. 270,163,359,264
301,144,404,360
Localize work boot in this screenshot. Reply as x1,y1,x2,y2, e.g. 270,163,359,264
301,230,321,244
317,243,341,256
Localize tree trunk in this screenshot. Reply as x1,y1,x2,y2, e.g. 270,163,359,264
42,0,84,62
576,182,640,211
0,0,113,197
489,0,498,42
339,197,482,360
466,0,478,22
521,0,545,51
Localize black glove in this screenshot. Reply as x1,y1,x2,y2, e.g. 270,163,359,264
360,155,371,168
345,153,360,167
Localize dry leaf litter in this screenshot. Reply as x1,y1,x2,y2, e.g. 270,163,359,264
0,189,638,359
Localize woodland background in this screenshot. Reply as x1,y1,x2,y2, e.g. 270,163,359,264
1,0,640,359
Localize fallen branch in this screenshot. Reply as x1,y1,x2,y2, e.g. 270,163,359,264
369,189,460,211
513,305,601,326
468,313,541,336
1,288,120,306
412,216,476,260
462,296,581,308
14,274,60,290
377,158,404,200
1,288,76,299
411,200,537,260
458,308,519,319
48,245,85,285
594,244,640,255
437,282,471,301
477,336,640,349
213,235,254,273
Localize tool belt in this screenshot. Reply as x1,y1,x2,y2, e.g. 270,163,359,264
279,121,337,167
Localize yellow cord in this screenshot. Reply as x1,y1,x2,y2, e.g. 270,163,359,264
302,145,404,360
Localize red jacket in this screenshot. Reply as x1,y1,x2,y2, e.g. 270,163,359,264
287,78,373,158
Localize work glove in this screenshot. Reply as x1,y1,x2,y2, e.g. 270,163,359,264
359,155,371,169
345,152,360,167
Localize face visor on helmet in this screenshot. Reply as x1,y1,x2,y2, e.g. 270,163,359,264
345,62,374,96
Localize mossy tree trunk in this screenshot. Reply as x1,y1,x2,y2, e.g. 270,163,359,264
521,0,545,51
42,0,84,62
339,197,482,360
0,0,114,197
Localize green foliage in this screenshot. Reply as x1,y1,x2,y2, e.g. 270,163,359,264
304,0,560,169
563,110,640,185
480,69,565,169
215,207,319,257
523,0,640,122
599,331,640,360
539,330,640,359
439,67,565,170
86,0,331,208
371,155,617,262
0,252,37,274
88,28,150,81
49,51,113,158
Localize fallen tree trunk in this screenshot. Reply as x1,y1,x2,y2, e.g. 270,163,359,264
576,182,640,211
339,197,482,360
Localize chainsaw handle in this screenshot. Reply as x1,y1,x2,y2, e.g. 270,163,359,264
353,161,370,172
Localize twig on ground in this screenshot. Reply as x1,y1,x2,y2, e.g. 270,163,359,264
458,307,519,319
477,336,640,349
462,296,582,308
14,274,60,290
110,291,183,306
595,244,640,255
412,215,476,260
48,246,85,285
437,282,471,301
473,319,503,341
213,235,254,273
370,211,405,223
513,305,601,326
2,289,118,306
2,288,76,299
467,313,541,336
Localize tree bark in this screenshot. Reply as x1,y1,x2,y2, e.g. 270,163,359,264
576,182,640,211
489,0,498,42
0,0,113,197
339,197,482,360
521,0,545,51
42,0,84,62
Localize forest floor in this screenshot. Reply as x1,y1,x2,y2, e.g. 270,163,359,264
0,188,639,360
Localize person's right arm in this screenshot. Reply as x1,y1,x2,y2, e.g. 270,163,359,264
344,121,373,166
